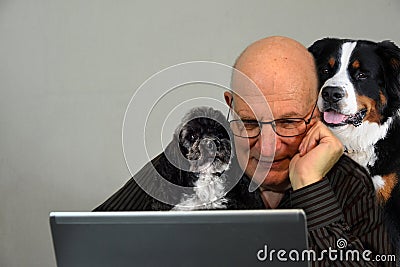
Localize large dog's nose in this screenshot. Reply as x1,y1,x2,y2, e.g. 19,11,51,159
321,86,345,103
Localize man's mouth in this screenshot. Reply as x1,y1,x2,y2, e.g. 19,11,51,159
255,157,274,163
255,157,286,170
271,158,286,168
322,108,367,127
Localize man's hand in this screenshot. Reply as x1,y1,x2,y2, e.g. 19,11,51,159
289,121,344,190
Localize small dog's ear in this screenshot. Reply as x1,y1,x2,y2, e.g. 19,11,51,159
164,131,190,173
377,40,400,113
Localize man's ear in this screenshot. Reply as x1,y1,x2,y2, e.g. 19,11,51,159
224,91,233,107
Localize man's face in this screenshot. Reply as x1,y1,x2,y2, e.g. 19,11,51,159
227,68,317,192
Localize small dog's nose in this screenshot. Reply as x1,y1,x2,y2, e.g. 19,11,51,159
206,140,214,149
321,86,345,103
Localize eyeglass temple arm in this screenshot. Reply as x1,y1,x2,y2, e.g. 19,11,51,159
306,101,318,124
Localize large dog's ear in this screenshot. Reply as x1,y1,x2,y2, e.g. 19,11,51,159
308,38,334,58
377,40,400,79
308,38,327,58
377,40,400,114
308,38,337,89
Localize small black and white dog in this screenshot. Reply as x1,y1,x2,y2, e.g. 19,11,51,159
309,38,400,240
145,106,261,211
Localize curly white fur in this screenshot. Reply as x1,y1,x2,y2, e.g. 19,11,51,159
172,163,230,210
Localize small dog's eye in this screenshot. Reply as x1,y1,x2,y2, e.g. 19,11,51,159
189,134,196,141
217,132,226,139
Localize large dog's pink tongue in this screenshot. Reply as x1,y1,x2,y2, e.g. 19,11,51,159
324,111,347,124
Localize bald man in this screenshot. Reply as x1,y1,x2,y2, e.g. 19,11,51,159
226,36,343,207
224,36,394,265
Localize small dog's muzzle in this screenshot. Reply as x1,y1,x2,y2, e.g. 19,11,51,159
199,138,218,158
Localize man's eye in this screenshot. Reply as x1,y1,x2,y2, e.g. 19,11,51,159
244,124,258,130
243,121,259,130
276,119,302,129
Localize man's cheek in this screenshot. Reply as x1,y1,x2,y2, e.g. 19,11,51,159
281,136,303,155
233,137,251,154
234,145,251,172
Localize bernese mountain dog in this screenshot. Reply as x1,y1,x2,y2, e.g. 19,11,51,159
309,38,400,243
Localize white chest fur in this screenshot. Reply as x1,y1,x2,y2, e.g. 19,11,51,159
332,118,393,169
172,172,228,210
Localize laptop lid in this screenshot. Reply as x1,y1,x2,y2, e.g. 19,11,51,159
50,210,308,267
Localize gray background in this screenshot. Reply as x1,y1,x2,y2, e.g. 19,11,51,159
1,0,400,266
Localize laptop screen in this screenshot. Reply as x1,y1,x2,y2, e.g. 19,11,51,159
50,210,308,267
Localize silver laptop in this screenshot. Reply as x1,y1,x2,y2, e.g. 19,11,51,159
50,210,309,267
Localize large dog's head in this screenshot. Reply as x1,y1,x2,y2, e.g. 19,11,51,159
166,107,232,174
309,38,400,130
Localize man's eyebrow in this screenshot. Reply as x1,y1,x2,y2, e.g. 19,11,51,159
234,110,257,120
237,112,303,120
235,109,304,120
239,115,257,120
279,112,303,118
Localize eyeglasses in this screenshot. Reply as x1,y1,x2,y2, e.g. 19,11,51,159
227,101,318,138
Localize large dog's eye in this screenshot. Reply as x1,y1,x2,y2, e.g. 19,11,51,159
356,72,368,80
320,67,329,75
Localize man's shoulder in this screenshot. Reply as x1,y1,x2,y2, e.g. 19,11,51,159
335,154,369,173
328,154,375,193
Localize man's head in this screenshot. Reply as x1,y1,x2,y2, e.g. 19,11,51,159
225,36,319,192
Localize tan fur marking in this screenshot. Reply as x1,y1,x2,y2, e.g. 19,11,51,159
352,60,360,69
379,91,387,106
328,57,335,68
376,173,398,204
390,58,400,69
356,94,382,123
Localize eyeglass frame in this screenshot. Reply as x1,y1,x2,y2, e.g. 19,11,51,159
227,101,318,138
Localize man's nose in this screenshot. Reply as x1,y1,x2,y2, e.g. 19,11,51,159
257,126,277,157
